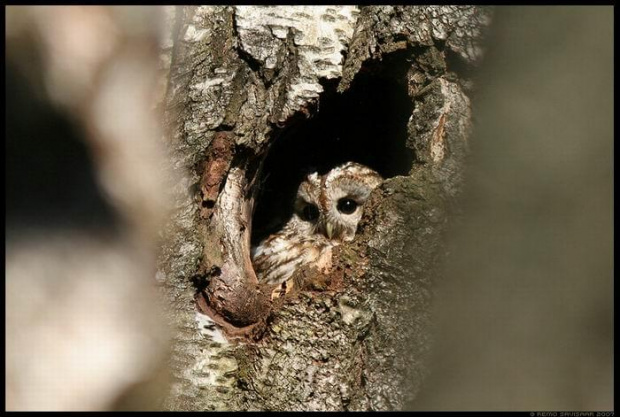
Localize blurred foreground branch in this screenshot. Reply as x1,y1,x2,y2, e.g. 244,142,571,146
6,6,173,411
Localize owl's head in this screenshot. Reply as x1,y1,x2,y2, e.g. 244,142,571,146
293,162,383,243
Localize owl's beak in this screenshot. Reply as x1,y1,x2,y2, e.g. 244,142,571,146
325,222,334,240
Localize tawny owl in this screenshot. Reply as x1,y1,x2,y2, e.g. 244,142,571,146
251,162,382,286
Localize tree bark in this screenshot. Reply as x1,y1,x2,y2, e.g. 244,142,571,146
159,6,491,411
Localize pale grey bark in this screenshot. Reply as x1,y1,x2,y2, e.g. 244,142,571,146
159,6,491,411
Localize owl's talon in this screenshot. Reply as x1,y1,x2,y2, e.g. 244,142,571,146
270,279,295,300
271,282,285,300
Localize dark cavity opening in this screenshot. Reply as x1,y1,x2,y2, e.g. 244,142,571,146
252,52,415,245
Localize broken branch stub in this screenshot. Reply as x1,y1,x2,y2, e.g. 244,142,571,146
160,5,492,410
199,132,234,218
197,133,270,335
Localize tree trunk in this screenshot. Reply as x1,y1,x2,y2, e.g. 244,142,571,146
158,6,491,411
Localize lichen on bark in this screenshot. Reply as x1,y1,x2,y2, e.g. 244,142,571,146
159,5,491,411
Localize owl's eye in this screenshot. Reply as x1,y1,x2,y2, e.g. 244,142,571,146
337,198,358,214
301,204,320,222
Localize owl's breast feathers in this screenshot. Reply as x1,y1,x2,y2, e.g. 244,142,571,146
251,162,382,286
251,226,333,285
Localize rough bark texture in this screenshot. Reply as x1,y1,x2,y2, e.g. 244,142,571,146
159,6,491,411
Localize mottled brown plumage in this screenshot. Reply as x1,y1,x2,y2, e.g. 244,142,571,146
252,162,382,285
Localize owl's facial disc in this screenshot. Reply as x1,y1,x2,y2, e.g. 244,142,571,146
326,206,360,242
293,163,382,242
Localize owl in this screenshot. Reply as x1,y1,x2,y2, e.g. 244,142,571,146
251,162,383,286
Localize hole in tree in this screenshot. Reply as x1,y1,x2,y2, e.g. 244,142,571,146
251,51,416,246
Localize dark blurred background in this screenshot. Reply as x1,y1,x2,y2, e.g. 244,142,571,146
410,6,613,411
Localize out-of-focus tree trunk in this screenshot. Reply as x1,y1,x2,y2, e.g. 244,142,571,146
5,6,171,411
159,6,491,411
411,6,614,411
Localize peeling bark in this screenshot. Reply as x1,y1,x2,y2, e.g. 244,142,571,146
159,5,492,411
